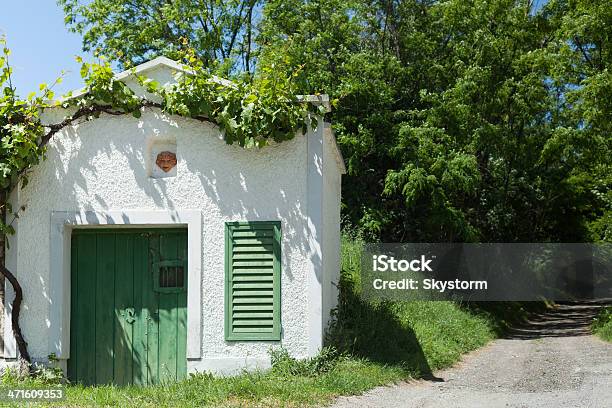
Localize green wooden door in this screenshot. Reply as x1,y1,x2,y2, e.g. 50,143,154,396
69,229,188,386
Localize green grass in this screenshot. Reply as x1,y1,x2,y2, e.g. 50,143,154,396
325,233,532,375
592,307,612,342
1,358,405,407
1,233,538,407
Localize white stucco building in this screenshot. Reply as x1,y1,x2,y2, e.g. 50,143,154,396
0,57,345,385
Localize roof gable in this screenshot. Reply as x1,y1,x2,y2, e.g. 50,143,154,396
62,57,345,173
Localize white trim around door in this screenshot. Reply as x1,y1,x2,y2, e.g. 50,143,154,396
48,209,203,365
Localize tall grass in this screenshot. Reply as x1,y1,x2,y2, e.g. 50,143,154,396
326,232,498,375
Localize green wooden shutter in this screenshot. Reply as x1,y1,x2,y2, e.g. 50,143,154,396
225,221,281,341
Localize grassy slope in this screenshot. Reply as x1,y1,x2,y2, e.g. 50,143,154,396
326,234,513,376
3,235,529,407
593,307,612,342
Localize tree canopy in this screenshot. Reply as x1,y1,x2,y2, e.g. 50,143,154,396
258,0,611,242
59,0,262,73
43,1,612,242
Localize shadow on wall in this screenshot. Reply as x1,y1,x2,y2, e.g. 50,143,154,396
47,113,182,212
28,110,316,356
181,132,312,265
326,279,439,381
67,230,189,386
52,111,313,262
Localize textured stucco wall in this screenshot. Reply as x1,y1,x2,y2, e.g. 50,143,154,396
322,126,342,333
3,107,314,372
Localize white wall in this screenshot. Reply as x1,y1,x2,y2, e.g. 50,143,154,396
2,108,315,373
322,125,343,333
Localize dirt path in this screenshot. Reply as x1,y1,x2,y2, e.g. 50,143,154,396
331,303,612,408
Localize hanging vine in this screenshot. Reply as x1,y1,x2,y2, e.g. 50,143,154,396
0,39,325,365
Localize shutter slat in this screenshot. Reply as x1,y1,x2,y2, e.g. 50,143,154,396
233,312,274,318
234,227,274,231
232,253,274,260
232,268,274,274
233,238,274,245
232,245,274,253
233,275,273,282
233,327,273,333
233,260,274,267
233,304,274,311
233,283,274,289
232,290,272,297
232,297,273,304
232,320,274,326
232,231,274,238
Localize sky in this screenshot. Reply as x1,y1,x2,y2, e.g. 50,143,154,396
0,1,93,96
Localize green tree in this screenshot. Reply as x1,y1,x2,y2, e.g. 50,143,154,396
59,0,261,73
260,0,610,242
544,0,612,241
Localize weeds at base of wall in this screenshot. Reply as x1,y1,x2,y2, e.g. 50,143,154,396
270,346,341,377
0,352,64,386
1,360,64,387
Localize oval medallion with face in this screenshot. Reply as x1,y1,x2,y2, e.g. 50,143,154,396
156,151,177,173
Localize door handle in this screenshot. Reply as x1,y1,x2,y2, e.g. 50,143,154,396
121,307,136,324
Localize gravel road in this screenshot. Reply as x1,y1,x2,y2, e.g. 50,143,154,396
331,303,612,408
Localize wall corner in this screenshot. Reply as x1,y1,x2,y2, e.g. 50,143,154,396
305,117,325,356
